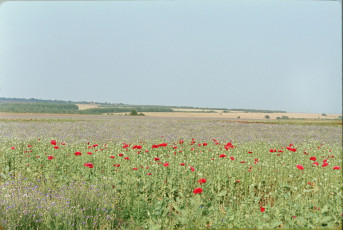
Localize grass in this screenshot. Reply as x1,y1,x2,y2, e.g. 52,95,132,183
0,137,342,229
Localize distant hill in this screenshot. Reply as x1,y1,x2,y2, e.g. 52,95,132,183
0,97,286,114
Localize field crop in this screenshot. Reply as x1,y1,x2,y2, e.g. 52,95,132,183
0,118,342,229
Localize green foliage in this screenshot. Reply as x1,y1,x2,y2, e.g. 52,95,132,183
0,103,79,114
0,139,341,229
322,113,327,116
130,109,138,116
264,115,270,119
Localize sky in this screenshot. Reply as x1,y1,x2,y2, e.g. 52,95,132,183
0,0,341,114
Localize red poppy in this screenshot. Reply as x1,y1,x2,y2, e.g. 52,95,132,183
269,149,276,153
322,162,328,167
51,140,57,145
124,157,130,160
48,156,55,160
198,178,206,184
309,156,316,161
74,151,82,156
147,173,152,175
110,156,115,159
333,166,340,170
11,147,15,150
260,206,265,212
180,163,185,166
248,151,253,153
190,166,195,171
54,146,59,149
313,162,319,166
296,165,304,170
230,156,235,161
84,163,93,168
193,188,203,194
219,154,226,158
132,145,142,149
240,161,245,163
179,140,184,144
152,144,159,149
119,153,124,157
154,157,160,161
203,143,207,146
159,143,168,147
323,159,328,163
133,168,138,170
164,163,169,167
93,144,98,147
87,152,93,155
224,142,234,150
286,147,297,152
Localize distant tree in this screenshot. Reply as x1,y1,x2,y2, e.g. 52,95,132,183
130,109,138,116
237,116,240,119
281,115,289,119
276,117,281,120
264,115,270,119
321,113,327,116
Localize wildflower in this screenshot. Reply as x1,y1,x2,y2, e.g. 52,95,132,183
154,157,160,161
110,156,115,159
230,156,235,161
260,206,265,212
322,162,329,167
74,151,82,156
309,156,316,161
84,163,93,168
333,166,341,170
296,165,304,170
193,188,203,194
180,163,185,166
190,166,195,172
219,154,226,158
48,156,55,160
51,140,57,145
164,163,169,167
198,178,206,184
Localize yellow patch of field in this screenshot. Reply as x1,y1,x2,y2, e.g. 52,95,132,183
76,104,99,110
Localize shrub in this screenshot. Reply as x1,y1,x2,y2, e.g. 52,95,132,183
264,115,270,119
130,109,138,116
322,113,327,116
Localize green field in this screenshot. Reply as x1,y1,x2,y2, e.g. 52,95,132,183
0,117,342,229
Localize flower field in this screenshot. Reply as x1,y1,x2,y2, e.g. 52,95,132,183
0,117,342,229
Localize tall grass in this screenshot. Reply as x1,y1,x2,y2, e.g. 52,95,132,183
0,138,342,229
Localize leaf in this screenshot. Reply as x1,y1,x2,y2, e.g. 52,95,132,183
320,216,332,224
0,173,7,180
218,191,227,197
270,221,283,228
321,205,329,213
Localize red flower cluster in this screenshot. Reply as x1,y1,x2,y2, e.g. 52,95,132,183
193,188,203,194
84,163,93,168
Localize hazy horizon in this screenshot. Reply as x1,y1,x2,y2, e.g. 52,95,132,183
0,1,342,114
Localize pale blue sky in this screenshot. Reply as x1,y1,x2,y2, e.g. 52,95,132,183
0,1,341,113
